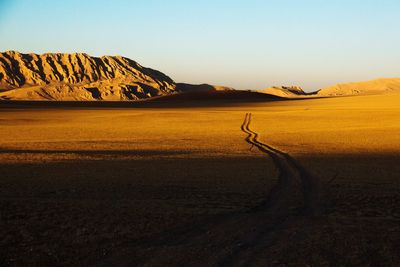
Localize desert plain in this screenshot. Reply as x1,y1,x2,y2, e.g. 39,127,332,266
0,92,399,266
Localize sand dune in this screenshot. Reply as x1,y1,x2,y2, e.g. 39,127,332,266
258,86,311,98
146,90,283,104
175,83,233,93
317,78,400,96
259,79,400,98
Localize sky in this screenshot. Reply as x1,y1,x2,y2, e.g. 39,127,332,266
0,0,399,91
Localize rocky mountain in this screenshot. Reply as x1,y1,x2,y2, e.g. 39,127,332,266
317,78,400,96
0,51,179,100
2,51,398,101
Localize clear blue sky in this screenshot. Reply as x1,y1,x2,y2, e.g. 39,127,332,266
0,0,399,90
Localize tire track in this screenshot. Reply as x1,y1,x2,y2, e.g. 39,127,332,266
242,112,320,215
215,113,323,266
97,113,321,266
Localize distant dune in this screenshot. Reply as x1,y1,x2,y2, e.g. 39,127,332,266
258,86,313,98
146,90,283,103
175,83,233,93
317,78,400,96
258,79,400,98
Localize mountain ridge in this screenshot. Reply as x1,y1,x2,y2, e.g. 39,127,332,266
1,51,399,101
0,51,179,100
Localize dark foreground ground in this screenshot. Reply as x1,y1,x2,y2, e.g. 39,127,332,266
1,97,399,266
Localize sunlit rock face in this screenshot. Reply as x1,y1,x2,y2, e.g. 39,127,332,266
0,51,177,100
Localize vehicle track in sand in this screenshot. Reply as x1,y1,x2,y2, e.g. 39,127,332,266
241,113,321,216
97,113,321,266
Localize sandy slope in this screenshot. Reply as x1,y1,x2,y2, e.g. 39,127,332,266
258,78,400,98
175,83,233,93
258,86,309,98
317,78,400,96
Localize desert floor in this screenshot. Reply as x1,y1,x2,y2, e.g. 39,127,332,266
0,93,399,266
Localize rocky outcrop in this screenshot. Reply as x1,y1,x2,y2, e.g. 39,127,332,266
0,51,177,100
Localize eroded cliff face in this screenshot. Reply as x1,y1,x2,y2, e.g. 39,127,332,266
0,51,176,100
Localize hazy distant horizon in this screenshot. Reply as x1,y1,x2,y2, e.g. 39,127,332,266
1,0,399,91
